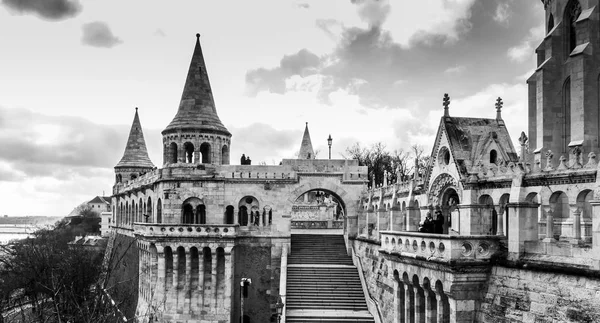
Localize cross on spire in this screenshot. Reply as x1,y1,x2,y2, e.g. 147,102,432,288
495,97,503,120
443,93,450,117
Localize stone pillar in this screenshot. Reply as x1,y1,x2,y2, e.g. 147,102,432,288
171,250,179,310
198,249,205,311
157,249,165,306
436,294,444,323
378,209,389,231
495,205,504,236
424,289,434,323
184,248,192,313
506,202,540,259
223,248,234,315
393,281,401,323
413,286,423,323
543,207,555,242
571,206,581,244
404,284,413,323
212,248,218,311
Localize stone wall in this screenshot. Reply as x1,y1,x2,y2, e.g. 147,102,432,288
477,266,600,323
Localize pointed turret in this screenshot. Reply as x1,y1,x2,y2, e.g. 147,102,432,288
298,122,315,159
162,34,230,136
115,108,154,183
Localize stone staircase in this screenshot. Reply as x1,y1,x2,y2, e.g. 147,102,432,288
286,234,375,323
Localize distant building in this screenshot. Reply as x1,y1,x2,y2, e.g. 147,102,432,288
100,212,112,237
87,196,111,214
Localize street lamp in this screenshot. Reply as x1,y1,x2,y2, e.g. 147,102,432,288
327,134,333,160
275,296,285,323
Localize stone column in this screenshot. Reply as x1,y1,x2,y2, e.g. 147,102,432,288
495,205,504,236
413,286,423,323
212,248,218,311
571,206,581,244
543,207,555,242
393,281,401,323
198,249,205,311
157,248,166,306
436,293,445,323
404,284,413,323
184,248,192,313
171,250,179,310
378,209,389,232
223,248,234,314
424,289,434,323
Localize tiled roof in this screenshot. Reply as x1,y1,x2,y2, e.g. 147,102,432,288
115,109,155,169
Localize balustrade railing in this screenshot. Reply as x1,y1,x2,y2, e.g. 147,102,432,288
380,231,503,262
133,223,239,238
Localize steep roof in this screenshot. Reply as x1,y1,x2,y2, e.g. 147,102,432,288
115,108,155,169
162,34,231,136
442,116,518,164
88,196,110,205
298,122,315,159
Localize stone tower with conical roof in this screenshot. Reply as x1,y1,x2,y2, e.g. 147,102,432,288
298,122,315,159
114,108,155,183
162,34,231,166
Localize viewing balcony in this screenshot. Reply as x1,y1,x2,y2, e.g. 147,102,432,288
132,223,239,239
379,231,504,264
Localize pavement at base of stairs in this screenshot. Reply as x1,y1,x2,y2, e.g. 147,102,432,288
291,229,344,235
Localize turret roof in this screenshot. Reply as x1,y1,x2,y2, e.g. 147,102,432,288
115,108,155,169
163,34,231,136
298,122,315,159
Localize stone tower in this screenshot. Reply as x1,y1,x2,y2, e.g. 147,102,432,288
162,34,232,166
528,0,600,163
114,108,154,183
298,122,315,159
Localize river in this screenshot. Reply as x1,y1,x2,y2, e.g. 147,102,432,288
0,225,33,244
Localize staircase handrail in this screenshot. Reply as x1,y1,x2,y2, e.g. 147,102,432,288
280,244,288,323
351,245,383,323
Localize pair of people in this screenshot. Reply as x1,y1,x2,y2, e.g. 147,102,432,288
419,211,444,234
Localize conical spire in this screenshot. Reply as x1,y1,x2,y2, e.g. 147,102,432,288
115,108,155,169
298,122,315,159
163,34,231,136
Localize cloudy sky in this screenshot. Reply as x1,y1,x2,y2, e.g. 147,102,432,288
0,0,544,217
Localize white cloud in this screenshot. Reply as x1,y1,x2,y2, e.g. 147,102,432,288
507,25,544,63
444,65,466,75
493,2,511,26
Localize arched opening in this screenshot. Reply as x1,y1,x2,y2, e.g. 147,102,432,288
184,142,195,163
550,191,569,238
577,190,593,242
238,196,259,227
157,198,162,224
435,280,451,322
293,189,346,222
393,270,405,323
116,174,122,183
190,247,199,302
225,205,235,224
412,275,426,321
200,142,211,164
169,142,178,164
130,173,138,180
562,78,571,153
181,197,204,224
139,198,143,223
147,197,152,223
177,247,186,288
548,13,554,33
564,0,581,55
197,205,206,224
222,145,230,165
441,188,459,234
499,193,510,238
164,246,173,287
490,149,498,164
216,247,225,302
202,247,212,308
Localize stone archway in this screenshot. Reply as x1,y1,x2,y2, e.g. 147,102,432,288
288,182,352,230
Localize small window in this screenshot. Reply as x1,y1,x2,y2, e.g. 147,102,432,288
490,150,498,164
438,147,450,166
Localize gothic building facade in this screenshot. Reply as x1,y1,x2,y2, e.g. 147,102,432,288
107,1,600,322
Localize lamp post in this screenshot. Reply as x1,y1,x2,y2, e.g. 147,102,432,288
327,134,333,160
275,296,285,323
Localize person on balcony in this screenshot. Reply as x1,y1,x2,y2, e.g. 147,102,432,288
434,210,444,234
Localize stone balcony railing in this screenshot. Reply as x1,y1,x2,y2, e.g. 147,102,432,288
379,231,505,263
133,223,239,239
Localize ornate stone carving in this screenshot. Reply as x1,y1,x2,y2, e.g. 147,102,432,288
428,173,457,205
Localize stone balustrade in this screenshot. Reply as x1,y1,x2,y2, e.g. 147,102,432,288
379,231,504,263
133,223,238,238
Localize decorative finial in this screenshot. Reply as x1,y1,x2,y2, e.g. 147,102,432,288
135,107,138,111
495,97,503,120
196,33,200,40
443,93,450,117
306,122,308,126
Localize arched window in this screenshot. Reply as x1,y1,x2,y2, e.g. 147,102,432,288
565,0,582,55
490,150,498,164
563,78,571,151
221,145,229,165
170,142,178,163
548,14,554,33
183,204,194,224
225,205,234,224
184,142,195,163
147,197,153,223
197,205,206,224
157,199,162,223
200,143,211,164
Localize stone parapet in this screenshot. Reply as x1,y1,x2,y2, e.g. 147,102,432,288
379,231,505,264
133,223,238,239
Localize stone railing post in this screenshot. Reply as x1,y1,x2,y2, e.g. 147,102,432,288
571,206,581,244
543,206,555,242
495,205,504,236
507,202,540,260
435,293,444,323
